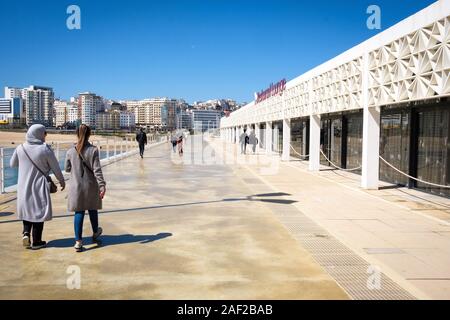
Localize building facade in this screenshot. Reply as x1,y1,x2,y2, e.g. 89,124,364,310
95,111,120,130
78,92,104,128
220,0,450,197
0,98,22,124
134,98,177,129
176,110,193,130
54,100,79,127
119,111,136,129
23,86,54,127
192,109,222,132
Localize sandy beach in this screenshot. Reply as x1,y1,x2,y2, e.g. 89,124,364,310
0,131,110,148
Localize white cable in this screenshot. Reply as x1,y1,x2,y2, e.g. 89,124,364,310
289,144,309,158
320,149,362,172
379,155,450,189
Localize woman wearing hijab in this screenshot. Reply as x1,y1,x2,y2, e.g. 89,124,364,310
10,124,66,250
65,124,106,252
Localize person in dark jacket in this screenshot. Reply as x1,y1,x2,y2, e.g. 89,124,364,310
136,128,148,158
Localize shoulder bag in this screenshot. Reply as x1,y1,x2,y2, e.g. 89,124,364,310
21,144,58,193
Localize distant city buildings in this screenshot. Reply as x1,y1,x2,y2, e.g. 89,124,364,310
0,97,22,124
54,99,79,127
4,85,54,126
133,98,178,130
191,109,222,132
176,109,193,130
78,92,104,127
1,85,241,130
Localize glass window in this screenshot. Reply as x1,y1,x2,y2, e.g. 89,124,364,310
321,117,342,166
291,118,309,159
379,110,410,186
416,108,450,197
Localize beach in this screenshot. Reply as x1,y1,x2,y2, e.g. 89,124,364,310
0,131,111,147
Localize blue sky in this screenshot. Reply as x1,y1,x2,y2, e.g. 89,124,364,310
0,0,436,103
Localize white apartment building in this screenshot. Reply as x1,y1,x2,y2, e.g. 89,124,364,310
54,100,68,127
4,87,22,100
67,103,79,125
136,99,162,126
119,111,136,129
22,86,54,127
54,100,79,127
78,92,103,127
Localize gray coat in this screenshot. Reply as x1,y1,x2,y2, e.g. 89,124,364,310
10,125,66,223
65,143,106,212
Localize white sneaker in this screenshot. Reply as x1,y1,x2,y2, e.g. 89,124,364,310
74,241,83,252
22,234,31,248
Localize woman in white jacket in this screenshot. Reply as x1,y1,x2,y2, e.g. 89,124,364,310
10,124,65,250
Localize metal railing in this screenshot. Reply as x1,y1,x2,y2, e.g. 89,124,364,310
0,134,168,194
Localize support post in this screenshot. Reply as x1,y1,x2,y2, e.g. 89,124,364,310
282,118,291,161
265,121,272,154
309,114,321,171
361,51,380,190
0,148,4,194
361,107,380,189
255,124,260,153
106,138,110,159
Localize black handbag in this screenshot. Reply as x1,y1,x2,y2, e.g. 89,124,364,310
21,145,58,193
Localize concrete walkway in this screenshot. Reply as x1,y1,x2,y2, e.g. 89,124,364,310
0,137,347,299
209,138,450,300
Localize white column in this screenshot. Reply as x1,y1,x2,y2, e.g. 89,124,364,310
362,107,380,189
265,121,272,154
0,148,4,194
255,124,260,153
236,126,239,145
309,114,321,171
361,51,380,190
282,118,291,161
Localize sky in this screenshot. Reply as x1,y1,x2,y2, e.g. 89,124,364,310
0,0,437,103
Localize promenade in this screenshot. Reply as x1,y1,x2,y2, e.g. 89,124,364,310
0,136,347,299
1,134,450,299
209,137,450,300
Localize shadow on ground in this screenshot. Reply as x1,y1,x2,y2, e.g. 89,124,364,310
0,193,296,224
47,232,173,249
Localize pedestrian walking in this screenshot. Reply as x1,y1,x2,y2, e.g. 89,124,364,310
135,128,148,158
171,135,178,153
239,129,248,154
177,135,184,156
249,130,258,154
65,124,106,252
10,124,66,250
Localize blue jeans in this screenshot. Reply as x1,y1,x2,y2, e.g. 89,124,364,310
74,210,99,241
